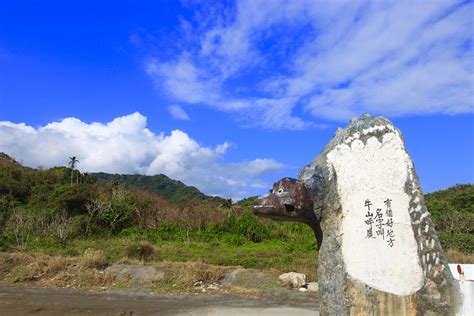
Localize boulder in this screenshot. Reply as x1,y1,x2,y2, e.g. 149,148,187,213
279,272,307,288
298,114,459,315
105,264,165,285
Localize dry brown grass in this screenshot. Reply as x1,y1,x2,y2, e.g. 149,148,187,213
0,251,283,297
445,248,474,264
157,260,235,290
0,251,116,289
1,252,72,283
1,252,242,294
133,190,228,229
79,248,109,269
3,247,472,297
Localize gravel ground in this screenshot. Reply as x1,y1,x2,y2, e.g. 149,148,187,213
0,285,319,315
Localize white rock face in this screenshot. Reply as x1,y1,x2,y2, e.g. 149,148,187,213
326,127,424,296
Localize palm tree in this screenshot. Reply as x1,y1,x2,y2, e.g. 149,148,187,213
68,156,79,186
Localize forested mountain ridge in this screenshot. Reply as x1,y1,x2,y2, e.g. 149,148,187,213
0,152,222,204
92,172,224,204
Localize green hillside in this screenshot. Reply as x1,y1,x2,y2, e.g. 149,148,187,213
425,184,473,252
92,172,224,204
0,152,472,254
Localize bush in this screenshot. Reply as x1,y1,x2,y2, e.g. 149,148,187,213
223,213,271,243
438,231,473,253
48,184,95,214
6,209,36,249
125,241,157,261
80,248,109,270
95,188,136,234
0,234,11,250
160,260,232,288
0,196,11,232
48,210,84,242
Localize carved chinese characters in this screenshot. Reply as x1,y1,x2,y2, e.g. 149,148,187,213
364,198,395,247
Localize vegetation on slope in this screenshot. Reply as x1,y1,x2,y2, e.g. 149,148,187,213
0,151,472,289
425,184,473,253
92,172,224,204
0,153,317,279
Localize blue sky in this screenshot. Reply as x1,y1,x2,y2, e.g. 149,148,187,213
0,0,473,199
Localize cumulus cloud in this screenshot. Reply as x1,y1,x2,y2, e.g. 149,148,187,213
143,0,473,128
168,105,190,120
0,112,283,199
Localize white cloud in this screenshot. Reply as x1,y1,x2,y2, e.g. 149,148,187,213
168,105,190,120
0,113,284,199
144,0,473,128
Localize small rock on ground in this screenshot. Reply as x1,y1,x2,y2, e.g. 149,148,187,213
279,272,306,288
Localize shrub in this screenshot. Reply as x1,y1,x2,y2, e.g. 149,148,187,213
438,231,473,253
50,184,96,214
80,249,109,270
95,188,135,234
6,209,35,249
223,213,271,243
160,260,232,288
0,196,11,232
125,241,157,262
48,210,83,242
0,234,11,250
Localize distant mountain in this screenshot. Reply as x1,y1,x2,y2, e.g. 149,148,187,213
0,152,223,204
92,172,224,204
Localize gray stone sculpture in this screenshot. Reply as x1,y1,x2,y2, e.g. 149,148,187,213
255,114,459,315
253,177,323,247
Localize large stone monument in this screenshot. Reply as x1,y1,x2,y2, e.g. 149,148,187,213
255,115,459,315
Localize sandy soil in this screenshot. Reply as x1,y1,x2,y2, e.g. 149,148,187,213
0,285,319,315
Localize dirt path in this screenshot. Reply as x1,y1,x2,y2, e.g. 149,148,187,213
0,285,319,315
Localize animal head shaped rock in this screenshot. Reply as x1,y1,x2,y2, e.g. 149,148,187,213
253,177,313,223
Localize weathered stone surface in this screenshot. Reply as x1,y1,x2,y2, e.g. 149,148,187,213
253,177,323,247
221,268,280,289
279,272,307,288
296,114,459,315
254,114,460,315
105,264,165,285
